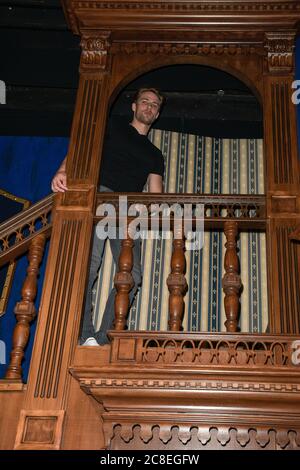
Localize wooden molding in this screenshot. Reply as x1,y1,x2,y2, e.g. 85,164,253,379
63,1,300,35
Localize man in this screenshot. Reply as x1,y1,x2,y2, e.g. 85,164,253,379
52,88,164,345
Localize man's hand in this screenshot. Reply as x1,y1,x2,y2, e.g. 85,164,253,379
51,170,68,192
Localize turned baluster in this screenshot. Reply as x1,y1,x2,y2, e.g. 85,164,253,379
114,232,134,331
222,221,242,332
167,227,187,331
5,234,46,380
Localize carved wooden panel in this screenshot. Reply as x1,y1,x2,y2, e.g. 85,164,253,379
110,424,300,450
105,332,299,368
14,410,65,450
270,80,294,185
265,32,295,73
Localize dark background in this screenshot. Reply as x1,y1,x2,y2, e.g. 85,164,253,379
0,0,265,139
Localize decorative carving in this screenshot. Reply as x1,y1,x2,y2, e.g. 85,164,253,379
80,33,111,71
107,333,297,368
80,377,300,394
265,32,295,72
5,234,46,381
271,81,293,184
69,78,103,180
112,42,258,56
222,221,242,332
110,424,300,450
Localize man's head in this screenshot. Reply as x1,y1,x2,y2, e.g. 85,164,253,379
132,88,163,127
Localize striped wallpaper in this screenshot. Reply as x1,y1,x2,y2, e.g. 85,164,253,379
92,130,268,334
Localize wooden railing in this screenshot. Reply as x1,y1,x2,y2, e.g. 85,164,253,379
0,192,266,381
0,194,53,381
0,194,53,268
95,193,266,335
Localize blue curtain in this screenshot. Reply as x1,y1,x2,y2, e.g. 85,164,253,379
0,137,69,381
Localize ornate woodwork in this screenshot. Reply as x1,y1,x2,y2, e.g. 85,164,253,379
0,194,52,268
0,0,298,450
222,221,241,333
71,331,300,450
167,229,187,331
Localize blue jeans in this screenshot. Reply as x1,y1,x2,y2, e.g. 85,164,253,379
81,186,142,344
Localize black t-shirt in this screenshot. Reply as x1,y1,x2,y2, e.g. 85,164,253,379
99,121,164,192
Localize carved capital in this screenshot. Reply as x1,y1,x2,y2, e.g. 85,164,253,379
114,272,135,290
265,32,296,73
222,272,242,291
80,32,111,72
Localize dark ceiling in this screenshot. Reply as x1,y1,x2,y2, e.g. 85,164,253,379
0,0,263,138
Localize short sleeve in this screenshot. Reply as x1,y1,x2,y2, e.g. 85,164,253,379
152,149,164,177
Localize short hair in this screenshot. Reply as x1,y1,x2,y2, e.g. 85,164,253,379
133,87,164,107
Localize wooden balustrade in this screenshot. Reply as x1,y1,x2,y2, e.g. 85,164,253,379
0,193,52,267
222,221,242,333
0,193,262,381
167,226,188,331
5,234,46,380
113,232,135,331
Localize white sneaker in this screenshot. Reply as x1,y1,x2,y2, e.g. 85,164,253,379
82,337,99,346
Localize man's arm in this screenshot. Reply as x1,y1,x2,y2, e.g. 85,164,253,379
148,173,163,193
51,157,68,192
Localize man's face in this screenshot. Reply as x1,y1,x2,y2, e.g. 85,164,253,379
132,91,161,125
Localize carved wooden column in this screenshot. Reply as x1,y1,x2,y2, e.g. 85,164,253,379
263,31,300,334
5,235,46,381
222,221,242,333
14,31,112,449
114,235,134,331
167,227,187,331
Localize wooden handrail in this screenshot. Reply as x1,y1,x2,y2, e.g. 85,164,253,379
0,194,53,267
